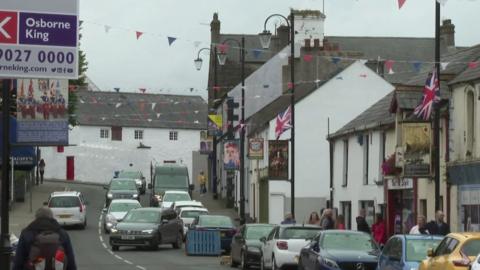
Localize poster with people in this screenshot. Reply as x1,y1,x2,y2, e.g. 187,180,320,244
223,140,240,170
248,138,264,159
268,140,289,180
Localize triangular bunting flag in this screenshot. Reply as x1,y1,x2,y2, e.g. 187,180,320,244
385,60,395,73
151,103,156,111
398,0,407,9
168,36,177,46
287,82,294,89
217,44,228,53
253,49,262,59
332,57,341,64
139,88,146,93
303,54,313,62
156,113,161,118
468,62,479,69
135,31,143,40
115,103,122,108
413,62,422,73
104,25,111,33
440,62,449,70
114,87,120,92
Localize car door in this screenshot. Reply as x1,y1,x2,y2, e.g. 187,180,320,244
159,211,173,243
424,237,457,270
378,237,403,270
164,209,179,242
303,233,321,270
263,227,277,268
231,225,245,262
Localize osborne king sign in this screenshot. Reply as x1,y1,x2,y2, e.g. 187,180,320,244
0,0,79,79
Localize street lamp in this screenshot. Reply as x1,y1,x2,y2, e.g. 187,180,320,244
259,12,296,218
193,47,211,71
217,38,246,225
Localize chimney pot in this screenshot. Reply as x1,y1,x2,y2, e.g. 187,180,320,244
304,39,311,48
314,39,320,48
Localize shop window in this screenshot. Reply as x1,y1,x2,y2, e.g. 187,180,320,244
466,90,475,157
342,140,349,187
111,126,122,141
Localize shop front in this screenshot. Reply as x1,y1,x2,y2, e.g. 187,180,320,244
386,178,416,236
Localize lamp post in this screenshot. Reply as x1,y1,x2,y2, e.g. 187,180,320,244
259,12,296,218
217,38,246,225
1,79,11,270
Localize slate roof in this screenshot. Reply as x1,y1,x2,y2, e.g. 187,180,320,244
328,91,396,139
75,90,207,130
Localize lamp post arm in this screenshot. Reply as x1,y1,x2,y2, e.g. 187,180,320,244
263,14,290,31
196,47,211,59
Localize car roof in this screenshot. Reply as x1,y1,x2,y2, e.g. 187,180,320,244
320,229,369,234
448,232,480,240
399,234,444,240
200,215,231,219
277,224,322,229
245,223,273,227
130,207,163,212
180,207,208,212
111,178,136,181
164,190,189,194
174,201,203,206
119,170,142,174
109,199,141,204
50,191,81,197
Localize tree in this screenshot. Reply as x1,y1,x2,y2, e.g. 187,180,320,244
68,21,88,126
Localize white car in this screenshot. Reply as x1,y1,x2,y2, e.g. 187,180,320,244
178,207,208,237
171,200,204,214
260,224,321,270
160,190,191,209
102,199,141,233
471,254,480,270
47,191,88,229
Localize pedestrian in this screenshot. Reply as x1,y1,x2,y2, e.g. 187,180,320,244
372,213,387,246
335,214,346,230
320,208,335,230
410,215,430,234
13,207,77,270
356,208,371,234
281,213,296,224
307,211,321,226
426,210,450,236
38,159,46,185
197,171,207,196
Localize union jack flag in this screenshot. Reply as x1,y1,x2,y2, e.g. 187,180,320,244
414,70,440,120
275,106,292,139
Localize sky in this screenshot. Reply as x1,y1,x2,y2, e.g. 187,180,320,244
79,0,480,99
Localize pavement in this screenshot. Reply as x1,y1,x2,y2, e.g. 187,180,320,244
192,190,239,224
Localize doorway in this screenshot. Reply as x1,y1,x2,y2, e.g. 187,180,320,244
66,156,74,181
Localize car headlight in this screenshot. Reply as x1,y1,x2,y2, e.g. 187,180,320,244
110,228,118,234
133,194,138,198
106,214,117,223
107,193,113,199
321,257,340,269
141,229,154,234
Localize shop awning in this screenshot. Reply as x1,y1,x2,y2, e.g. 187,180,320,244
448,161,480,185
0,115,36,170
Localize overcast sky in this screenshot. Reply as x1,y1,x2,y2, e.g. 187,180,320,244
80,0,480,99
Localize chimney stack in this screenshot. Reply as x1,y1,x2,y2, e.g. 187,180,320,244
210,13,220,45
277,25,290,48
440,19,455,48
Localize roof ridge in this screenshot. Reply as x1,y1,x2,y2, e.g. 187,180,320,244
326,35,434,40
79,90,205,100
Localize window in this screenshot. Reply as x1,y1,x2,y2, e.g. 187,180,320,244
466,90,475,157
111,126,122,141
342,140,349,186
360,200,375,226
363,134,370,185
100,129,109,139
134,130,143,140
169,131,178,141
341,201,352,230
420,199,427,217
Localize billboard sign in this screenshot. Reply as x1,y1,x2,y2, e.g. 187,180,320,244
223,140,240,170
16,78,68,145
268,140,289,180
248,138,264,159
402,122,432,177
0,0,79,79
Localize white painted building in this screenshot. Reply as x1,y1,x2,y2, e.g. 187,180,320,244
41,90,207,184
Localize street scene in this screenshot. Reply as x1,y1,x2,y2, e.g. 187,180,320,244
1,0,480,270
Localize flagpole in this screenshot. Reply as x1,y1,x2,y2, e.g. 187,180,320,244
433,0,441,212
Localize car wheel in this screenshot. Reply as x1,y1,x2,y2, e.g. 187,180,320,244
112,245,119,251
80,218,87,230
230,252,239,267
298,258,305,270
172,233,182,249
240,251,249,270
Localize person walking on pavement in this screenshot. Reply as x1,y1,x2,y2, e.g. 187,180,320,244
307,211,321,226
281,213,296,224
320,208,335,230
426,210,450,236
372,213,387,246
13,207,77,270
410,215,430,234
197,171,207,196
356,208,371,234
38,159,46,185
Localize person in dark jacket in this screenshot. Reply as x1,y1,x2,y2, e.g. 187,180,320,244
320,208,335,230
356,208,371,234
13,207,77,270
426,210,450,236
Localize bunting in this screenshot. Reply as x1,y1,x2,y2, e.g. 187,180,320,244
135,31,143,40
398,0,407,9
303,54,313,62
168,37,177,46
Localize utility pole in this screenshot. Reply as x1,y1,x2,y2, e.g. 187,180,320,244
289,11,296,219
239,36,246,225
1,79,12,270
434,0,441,212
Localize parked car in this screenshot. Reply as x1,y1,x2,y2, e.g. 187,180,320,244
188,215,236,252
171,200,205,214
298,230,380,270
46,191,88,229
178,207,209,238
378,234,442,270
160,190,191,209
117,170,146,194
109,207,183,251
105,178,139,206
149,164,194,206
231,223,274,269
419,232,480,270
102,199,142,233
471,254,480,270
260,224,321,270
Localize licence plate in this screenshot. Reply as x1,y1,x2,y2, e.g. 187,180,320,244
121,235,135,240
58,215,71,218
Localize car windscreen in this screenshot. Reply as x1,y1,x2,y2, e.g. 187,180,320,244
199,216,234,228
154,174,187,188
123,211,159,223
110,180,137,190
321,232,377,252
118,171,141,179
110,202,141,213
181,210,208,218
406,238,442,262
163,193,191,202
49,196,80,208
461,239,480,257
245,226,274,240
280,227,321,240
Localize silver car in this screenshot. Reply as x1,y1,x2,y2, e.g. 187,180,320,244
103,199,141,233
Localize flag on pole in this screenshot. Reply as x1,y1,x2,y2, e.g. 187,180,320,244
413,70,440,120
275,106,292,139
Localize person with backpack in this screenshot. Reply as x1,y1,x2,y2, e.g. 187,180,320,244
13,207,77,270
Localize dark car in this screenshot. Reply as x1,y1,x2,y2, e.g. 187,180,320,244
109,207,183,251
231,223,274,269
105,178,139,206
117,170,146,194
188,215,236,252
298,230,380,270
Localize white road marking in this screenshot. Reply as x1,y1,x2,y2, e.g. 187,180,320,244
114,254,123,260
107,250,114,255
136,266,147,270
124,260,133,265
99,235,104,242
102,243,107,249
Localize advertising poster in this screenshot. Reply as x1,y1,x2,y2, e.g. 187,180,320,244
207,114,222,136
268,140,289,180
16,78,69,145
223,140,240,170
200,130,213,154
402,122,431,177
248,138,264,159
